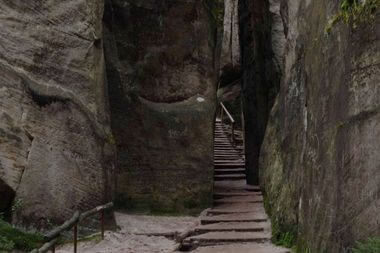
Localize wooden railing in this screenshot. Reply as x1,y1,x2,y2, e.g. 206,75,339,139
30,202,113,253
219,102,235,144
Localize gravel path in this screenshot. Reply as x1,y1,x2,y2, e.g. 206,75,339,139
56,212,197,253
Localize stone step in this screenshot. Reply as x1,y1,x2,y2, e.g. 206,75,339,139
214,160,245,162
190,243,291,253
195,222,265,233
214,166,245,170
214,161,245,163
214,149,243,152
214,164,246,169
201,213,268,225
218,135,242,139
214,157,244,160
245,185,261,191
214,156,243,159
214,160,245,163
214,145,242,147
214,161,245,165
185,231,271,245
214,191,260,198
214,158,244,161
214,153,243,156
214,153,243,155
214,150,242,153
214,180,260,191
207,208,264,215
214,157,243,160
214,195,264,205
214,146,241,149
208,203,265,215
214,174,246,181
214,148,243,150
214,169,246,175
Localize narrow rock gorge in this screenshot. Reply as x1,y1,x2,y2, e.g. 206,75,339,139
0,0,379,252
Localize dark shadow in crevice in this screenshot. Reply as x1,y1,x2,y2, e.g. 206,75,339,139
0,178,15,222
29,88,68,107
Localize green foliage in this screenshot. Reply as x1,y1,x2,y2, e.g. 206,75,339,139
326,0,380,33
352,237,380,253
271,218,298,249
0,220,44,251
11,198,23,214
0,236,15,251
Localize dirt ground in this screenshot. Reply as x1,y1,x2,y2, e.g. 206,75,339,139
56,212,197,253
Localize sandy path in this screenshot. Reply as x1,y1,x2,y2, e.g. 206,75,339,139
56,212,197,253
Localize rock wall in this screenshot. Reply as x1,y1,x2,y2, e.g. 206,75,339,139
221,0,240,70
239,0,281,185
0,0,115,227
104,0,217,213
259,0,380,252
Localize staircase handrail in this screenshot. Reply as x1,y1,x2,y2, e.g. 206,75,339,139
30,202,113,253
219,102,236,144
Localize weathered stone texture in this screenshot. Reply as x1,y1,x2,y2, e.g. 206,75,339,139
239,0,281,185
221,0,240,70
0,0,115,226
104,0,217,213
259,0,380,252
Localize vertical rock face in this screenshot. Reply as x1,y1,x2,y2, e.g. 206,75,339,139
221,0,240,70
104,0,217,213
259,0,380,252
0,0,115,226
239,0,281,184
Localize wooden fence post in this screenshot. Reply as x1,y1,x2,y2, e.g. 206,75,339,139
101,209,105,240
73,224,77,253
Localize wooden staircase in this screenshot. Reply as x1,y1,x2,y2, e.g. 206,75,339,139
182,117,290,253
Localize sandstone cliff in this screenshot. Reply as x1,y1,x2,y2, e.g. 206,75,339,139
257,0,380,252
0,0,115,227
239,0,281,185
103,0,218,213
